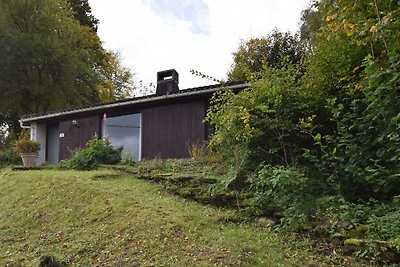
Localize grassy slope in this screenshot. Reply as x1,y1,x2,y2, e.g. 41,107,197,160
0,168,356,266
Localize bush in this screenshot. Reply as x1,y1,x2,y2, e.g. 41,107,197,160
13,139,40,153
0,149,21,166
250,165,308,211
249,165,323,229
13,129,40,154
313,196,400,261
66,137,121,170
249,167,400,261
186,142,206,161
307,54,400,201
206,63,327,168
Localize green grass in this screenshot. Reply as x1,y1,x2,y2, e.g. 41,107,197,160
0,167,360,266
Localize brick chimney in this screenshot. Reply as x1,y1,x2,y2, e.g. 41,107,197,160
156,69,179,95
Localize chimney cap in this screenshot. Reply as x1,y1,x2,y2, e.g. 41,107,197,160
156,69,179,95
157,69,179,84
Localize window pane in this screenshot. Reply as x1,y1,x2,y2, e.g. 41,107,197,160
105,113,140,160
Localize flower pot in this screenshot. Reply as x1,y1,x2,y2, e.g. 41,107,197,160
21,153,39,167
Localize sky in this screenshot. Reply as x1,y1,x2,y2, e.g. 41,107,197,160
88,0,312,91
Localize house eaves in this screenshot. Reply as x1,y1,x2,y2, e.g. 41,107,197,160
19,82,247,126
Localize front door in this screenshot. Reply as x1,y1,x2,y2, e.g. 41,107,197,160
47,124,59,163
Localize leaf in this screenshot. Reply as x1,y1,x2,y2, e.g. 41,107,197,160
369,25,378,33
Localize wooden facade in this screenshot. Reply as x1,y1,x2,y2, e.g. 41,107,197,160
59,116,100,160
46,97,208,161
20,80,247,163
141,99,206,159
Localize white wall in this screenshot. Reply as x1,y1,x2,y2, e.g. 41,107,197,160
30,123,46,165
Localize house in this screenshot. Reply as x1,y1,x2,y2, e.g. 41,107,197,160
19,69,247,164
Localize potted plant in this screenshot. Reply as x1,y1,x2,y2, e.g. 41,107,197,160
14,130,40,166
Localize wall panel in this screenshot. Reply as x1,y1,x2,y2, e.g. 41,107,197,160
142,100,206,159
59,116,100,160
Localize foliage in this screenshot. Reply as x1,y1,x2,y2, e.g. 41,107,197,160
0,126,12,150
13,130,40,154
0,149,21,166
68,0,99,32
66,137,121,170
249,165,400,261
227,30,304,82
250,165,308,211
303,0,400,201
97,51,135,102
313,195,400,261
0,0,134,133
207,63,325,168
0,0,101,129
13,139,41,154
249,165,332,229
299,2,323,47
315,55,400,201
133,81,156,97
190,70,223,83
207,1,400,261
186,142,206,161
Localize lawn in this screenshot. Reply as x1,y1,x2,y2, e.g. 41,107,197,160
0,167,361,266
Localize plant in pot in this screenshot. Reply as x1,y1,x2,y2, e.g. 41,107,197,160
14,130,40,166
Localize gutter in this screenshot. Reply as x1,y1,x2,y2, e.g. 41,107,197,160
19,119,31,128
20,83,248,124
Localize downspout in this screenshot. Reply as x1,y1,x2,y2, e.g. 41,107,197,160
19,119,30,129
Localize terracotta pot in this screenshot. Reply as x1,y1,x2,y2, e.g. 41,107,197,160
21,153,39,167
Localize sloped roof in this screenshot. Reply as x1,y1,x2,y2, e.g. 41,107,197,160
20,81,247,125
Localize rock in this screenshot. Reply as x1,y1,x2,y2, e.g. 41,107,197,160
176,174,196,182
39,254,64,267
257,217,277,227
227,169,249,190
195,177,217,184
39,254,53,267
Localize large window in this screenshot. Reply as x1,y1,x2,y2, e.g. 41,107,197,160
103,113,141,160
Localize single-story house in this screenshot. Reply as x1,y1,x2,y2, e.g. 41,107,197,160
19,69,247,164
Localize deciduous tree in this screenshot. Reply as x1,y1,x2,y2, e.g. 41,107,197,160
0,0,134,135
68,0,99,32
227,30,304,82
97,51,135,102
301,0,400,200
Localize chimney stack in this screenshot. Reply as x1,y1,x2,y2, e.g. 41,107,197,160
156,69,179,95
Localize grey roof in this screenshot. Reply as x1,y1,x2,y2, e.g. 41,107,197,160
20,81,247,125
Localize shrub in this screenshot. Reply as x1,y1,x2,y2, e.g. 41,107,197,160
13,130,40,154
249,165,306,227
186,142,206,161
0,149,22,166
14,139,40,154
314,196,400,261
308,53,400,201
66,137,121,170
206,63,327,168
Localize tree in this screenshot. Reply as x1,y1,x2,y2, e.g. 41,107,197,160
227,30,304,82
0,0,102,133
97,51,135,102
68,0,99,32
208,63,325,169
301,0,400,200
299,3,323,50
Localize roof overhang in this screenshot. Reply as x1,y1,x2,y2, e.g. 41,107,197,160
19,82,247,125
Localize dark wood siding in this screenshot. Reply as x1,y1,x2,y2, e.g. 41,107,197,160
142,99,206,159
59,116,100,160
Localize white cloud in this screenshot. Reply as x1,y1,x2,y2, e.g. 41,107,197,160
88,0,311,90
146,0,210,35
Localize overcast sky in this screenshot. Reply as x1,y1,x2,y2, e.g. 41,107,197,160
88,0,311,90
